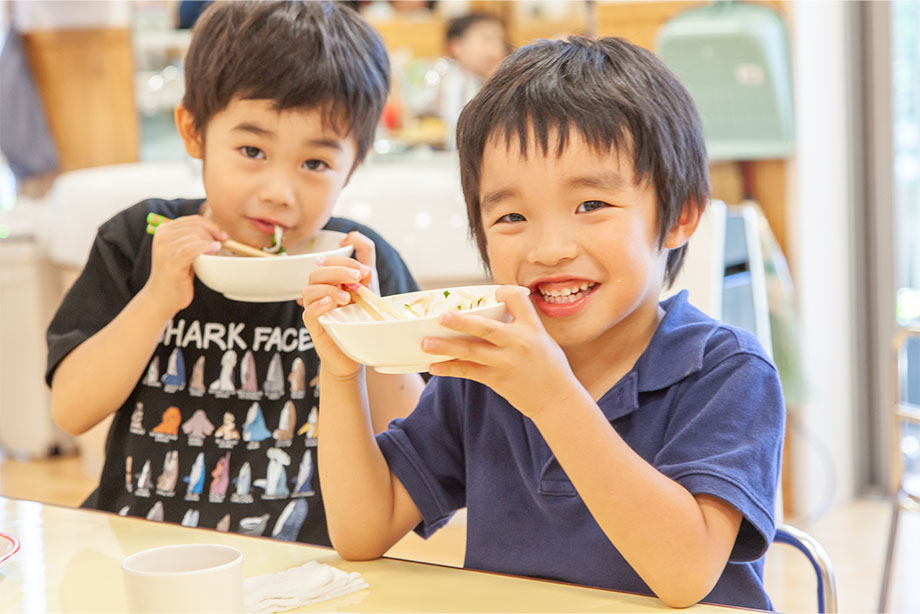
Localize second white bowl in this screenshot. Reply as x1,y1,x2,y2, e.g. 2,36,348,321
193,230,352,302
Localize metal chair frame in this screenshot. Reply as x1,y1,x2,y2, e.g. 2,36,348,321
878,325,920,613
773,524,838,613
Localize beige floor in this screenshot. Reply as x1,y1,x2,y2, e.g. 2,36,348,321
1,451,918,613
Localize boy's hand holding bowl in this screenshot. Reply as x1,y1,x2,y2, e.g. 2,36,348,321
304,280,512,376
425,285,582,422
146,213,356,304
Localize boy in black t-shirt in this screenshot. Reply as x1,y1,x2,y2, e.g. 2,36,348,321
45,1,423,545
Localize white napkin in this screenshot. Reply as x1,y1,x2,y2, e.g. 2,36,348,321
244,560,368,613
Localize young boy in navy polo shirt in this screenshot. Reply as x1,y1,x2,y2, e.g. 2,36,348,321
301,36,785,609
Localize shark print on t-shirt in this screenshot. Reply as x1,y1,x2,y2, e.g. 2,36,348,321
182,409,215,445
209,350,238,398
273,401,296,447
209,453,231,503
264,353,285,400
287,357,307,399
188,356,206,397
110,316,327,543
129,403,145,435
156,450,179,496
161,348,186,393
142,356,160,387
243,403,272,446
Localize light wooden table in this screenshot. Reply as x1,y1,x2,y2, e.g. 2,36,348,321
0,497,749,613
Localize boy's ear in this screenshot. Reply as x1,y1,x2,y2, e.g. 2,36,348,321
174,104,203,159
446,38,461,60
663,200,704,250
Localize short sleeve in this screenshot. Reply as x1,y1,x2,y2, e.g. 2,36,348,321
376,377,466,537
654,351,785,562
45,209,145,386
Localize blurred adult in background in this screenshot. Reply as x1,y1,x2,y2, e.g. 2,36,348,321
177,1,212,29
438,12,508,149
0,1,61,194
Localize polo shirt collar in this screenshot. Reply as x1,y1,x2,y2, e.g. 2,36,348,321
597,291,719,422
635,290,719,392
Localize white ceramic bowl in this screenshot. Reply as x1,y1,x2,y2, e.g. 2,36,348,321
193,230,352,302
318,284,509,373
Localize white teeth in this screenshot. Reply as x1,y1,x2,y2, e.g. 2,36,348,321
538,282,596,303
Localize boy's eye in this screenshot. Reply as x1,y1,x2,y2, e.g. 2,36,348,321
495,212,525,224
240,146,264,160
576,200,610,213
303,159,329,171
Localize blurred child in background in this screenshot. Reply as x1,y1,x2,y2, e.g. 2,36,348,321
438,12,509,149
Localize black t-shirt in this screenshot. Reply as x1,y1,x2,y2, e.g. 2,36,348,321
46,198,419,545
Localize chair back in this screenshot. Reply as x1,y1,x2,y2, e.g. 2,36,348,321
773,524,837,613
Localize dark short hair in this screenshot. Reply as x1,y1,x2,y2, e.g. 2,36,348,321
182,0,389,166
446,12,506,44
456,36,709,287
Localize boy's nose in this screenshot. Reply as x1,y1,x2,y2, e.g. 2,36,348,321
527,225,578,266
259,167,296,208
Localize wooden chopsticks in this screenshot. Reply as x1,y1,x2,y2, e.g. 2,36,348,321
347,288,384,321
145,213,275,258
312,255,404,322
346,284,406,321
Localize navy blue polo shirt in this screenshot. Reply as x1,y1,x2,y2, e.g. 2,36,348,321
376,291,785,610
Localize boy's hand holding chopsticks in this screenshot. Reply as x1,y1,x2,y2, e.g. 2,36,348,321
300,232,389,377
143,212,228,314
147,213,274,258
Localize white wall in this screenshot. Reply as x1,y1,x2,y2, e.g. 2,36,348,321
787,1,860,519
11,1,131,32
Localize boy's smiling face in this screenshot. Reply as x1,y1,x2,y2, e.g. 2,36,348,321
176,97,358,250
479,129,694,350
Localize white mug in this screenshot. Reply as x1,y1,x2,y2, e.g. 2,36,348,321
122,543,244,613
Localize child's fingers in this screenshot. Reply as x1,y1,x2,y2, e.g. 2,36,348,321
302,284,352,307
314,254,372,277
153,231,221,265
435,310,513,346
155,213,228,242
312,254,376,296
153,217,222,251
428,358,488,382
300,289,362,377
190,209,229,241
496,285,540,325
421,335,500,367
339,232,379,291
301,294,339,330
308,264,365,287
340,231,377,270
192,214,229,241
175,233,221,257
